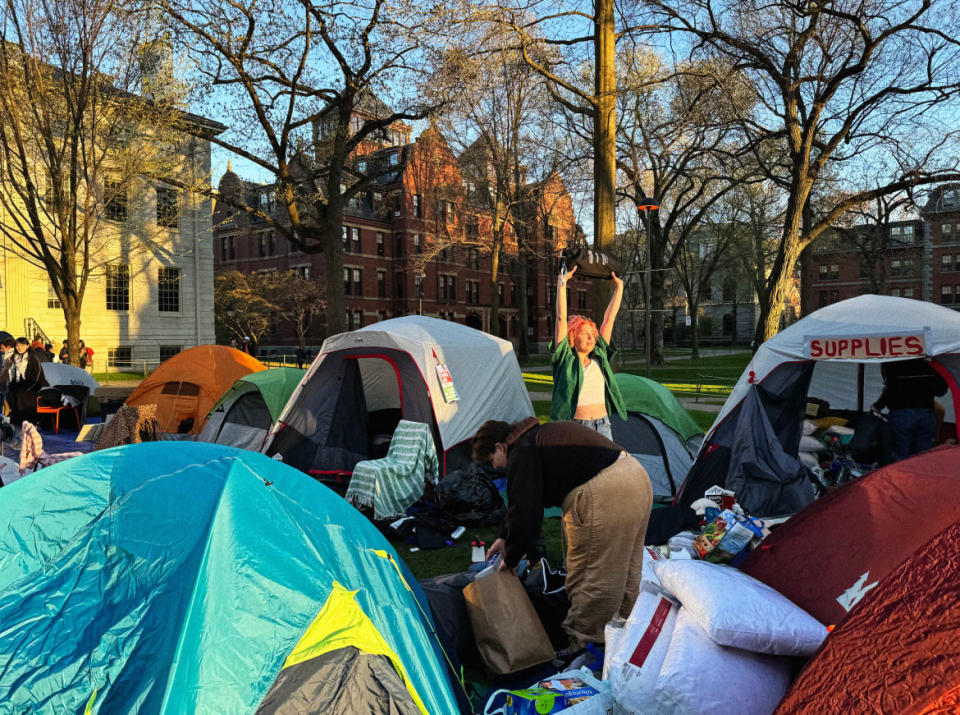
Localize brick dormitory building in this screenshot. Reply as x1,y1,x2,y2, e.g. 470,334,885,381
212,111,585,352
801,184,960,313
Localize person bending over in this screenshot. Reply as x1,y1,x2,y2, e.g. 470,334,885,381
551,266,626,440
474,417,653,653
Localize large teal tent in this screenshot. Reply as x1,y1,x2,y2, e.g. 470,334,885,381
0,443,460,713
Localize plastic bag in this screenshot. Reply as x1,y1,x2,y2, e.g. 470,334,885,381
484,667,612,715
437,462,505,526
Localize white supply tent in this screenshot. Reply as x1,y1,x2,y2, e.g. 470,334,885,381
265,316,534,477
677,295,960,514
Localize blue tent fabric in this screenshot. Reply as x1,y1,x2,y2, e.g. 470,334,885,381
0,442,458,713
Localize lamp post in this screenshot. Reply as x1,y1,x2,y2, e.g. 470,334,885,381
637,204,659,377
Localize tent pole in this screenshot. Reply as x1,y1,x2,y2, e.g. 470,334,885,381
857,363,865,412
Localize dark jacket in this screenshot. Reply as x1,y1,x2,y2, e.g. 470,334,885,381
875,359,948,411
500,419,622,567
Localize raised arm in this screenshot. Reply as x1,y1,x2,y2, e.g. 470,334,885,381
599,272,624,343
554,265,577,346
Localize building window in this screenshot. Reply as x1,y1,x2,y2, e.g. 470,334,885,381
106,264,130,311
890,288,901,297
343,267,352,296
414,234,422,254
377,232,385,256
395,272,404,298
903,288,915,298
415,273,423,298
439,275,448,300
510,283,516,306
943,255,954,272
377,310,386,323
466,215,479,239
378,270,386,297
818,290,829,308
159,345,181,361
353,268,362,296
108,346,133,369
577,290,587,310
345,310,352,330
394,233,404,257
158,267,181,312
891,226,901,236
268,231,277,256
342,226,350,252
498,283,504,303
293,265,309,278
104,178,127,222
945,189,956,208
353,310,363,329
352,227,361,253
156,187,179,227
438,200,447,222
259,233,267,257
942,285,954,304
413,194,422,218
388,151,399,166
449,276,457,302
47,284,61,310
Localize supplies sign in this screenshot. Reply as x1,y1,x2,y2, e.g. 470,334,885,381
432,348,459,402
807,334,925,360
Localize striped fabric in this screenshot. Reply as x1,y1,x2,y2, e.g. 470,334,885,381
346,420,439,520
18,421,84,475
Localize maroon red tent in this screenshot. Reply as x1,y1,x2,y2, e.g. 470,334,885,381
776,520,960,713
740,445,960,626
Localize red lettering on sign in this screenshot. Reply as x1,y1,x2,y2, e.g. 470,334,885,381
887,336,902,354
810,341,823,358
850,338,864,353
905,336,924,354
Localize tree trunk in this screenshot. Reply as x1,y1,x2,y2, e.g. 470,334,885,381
320,211,346,338
650,258,666,365
593,0,616,252
64,299,82,367
489,238,501,335
518,256,530,359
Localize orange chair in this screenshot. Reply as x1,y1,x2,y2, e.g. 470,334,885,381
36,388,81,434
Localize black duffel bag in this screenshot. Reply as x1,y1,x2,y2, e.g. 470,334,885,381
560,245,623,279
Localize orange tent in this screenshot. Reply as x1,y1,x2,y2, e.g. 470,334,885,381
125,346,265,434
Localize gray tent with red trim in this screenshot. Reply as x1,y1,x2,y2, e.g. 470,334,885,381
264,316,534,482
677,295,960,515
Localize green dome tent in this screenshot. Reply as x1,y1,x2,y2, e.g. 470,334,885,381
610,374,703,502
199,368,305,450
0,442,460,714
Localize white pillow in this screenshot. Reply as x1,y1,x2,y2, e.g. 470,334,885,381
653,560,828,656
799,435,824,452
798,451,819,469
654,608,792,715
608,589,680,714
802,419,817,436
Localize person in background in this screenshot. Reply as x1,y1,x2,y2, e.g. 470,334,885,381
36,343,53,363
30,334,43,351
7,337,42,426
551,265,626,440
0,338,15,416
296,345,305,369
58,340,70,364
872,358,948,461
473,418,653,657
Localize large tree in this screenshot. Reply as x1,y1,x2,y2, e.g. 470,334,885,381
616,50,759,363
0,0,189,364
161,0,461,338
648,0,960,345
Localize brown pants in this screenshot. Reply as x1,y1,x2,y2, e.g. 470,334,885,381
561,452,653,648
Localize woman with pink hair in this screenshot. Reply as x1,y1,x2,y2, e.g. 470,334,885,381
551,265,626,439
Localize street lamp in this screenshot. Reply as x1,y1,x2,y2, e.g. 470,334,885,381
637,204,659,377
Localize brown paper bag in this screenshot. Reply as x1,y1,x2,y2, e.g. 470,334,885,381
463,570,556,674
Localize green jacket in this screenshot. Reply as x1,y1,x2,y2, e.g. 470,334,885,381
550,335,627,421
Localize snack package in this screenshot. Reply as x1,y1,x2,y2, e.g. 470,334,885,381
705,516,765,564
703,486,735,510
693,509,738,559
503,678,600,714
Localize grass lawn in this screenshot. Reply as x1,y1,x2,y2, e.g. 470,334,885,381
92,371,144,381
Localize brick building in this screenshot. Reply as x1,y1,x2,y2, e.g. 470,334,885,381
801,185,960,313
213,119,584,352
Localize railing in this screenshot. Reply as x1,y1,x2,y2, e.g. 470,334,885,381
23,318,52,346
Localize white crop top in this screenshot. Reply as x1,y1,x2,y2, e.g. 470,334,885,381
578,358,606,406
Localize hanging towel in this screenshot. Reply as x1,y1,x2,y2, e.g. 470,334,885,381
346,420,439,519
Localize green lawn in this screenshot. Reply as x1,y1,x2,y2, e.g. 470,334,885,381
92,371,144,381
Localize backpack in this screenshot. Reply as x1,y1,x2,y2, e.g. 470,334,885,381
436,463,506,526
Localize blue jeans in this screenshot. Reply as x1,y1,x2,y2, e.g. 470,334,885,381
574,416,613,441
888,408,936,461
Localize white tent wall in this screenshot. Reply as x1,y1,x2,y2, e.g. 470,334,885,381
277,316,534,453
704,296,960,444
357,358,402,412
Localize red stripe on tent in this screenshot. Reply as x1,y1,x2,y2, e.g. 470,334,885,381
930,357,960,443
345,354,405,414
628,598,672,668
308,469,352,476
